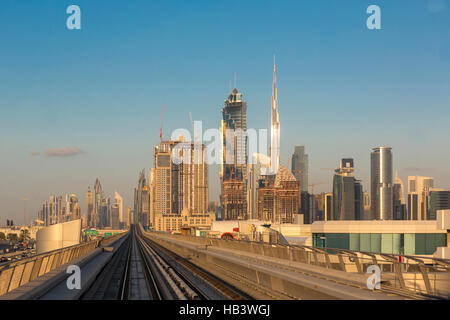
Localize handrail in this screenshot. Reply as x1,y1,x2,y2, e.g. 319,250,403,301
145,230,450,299
0,232,126,297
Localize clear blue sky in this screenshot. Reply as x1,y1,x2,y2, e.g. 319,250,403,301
1,0,449,224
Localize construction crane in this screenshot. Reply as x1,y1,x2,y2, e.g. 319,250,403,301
188,112,198,143
309,182,323,195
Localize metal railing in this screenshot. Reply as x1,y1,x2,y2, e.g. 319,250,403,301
145,231,450,299
0,232,125,297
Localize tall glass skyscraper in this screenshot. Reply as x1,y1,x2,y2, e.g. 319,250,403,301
407,176,434,220
332,158,362,220
370,147,393,220
220,86,248,220
269,59,280,175
291,146,308,192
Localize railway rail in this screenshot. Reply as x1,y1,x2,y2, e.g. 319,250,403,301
82,225,250,300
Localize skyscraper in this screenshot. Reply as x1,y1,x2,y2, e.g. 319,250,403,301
407,176,434,220
427,189,450,220
332,159,362,220
153,139,209,217
393,173,406,220
247,153,271,220
291,146,308,192
38,193,80,226
135,170,150,227
57,195,63,224
363,192,371,219
114,190,123,224
370,147,393,220
111,204,120,230
65,194,80,222
220,85,248,220
93,178,103,228
269,58,280,175
86,186,93,227
125,206,131,228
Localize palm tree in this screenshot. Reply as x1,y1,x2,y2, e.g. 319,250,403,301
19,229,30,243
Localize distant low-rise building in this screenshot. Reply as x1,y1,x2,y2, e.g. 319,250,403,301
154,208,215,233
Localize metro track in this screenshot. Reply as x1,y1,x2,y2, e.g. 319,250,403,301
139,231,253,300
81,225,251,300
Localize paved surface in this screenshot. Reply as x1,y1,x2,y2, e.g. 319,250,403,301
128,237,150,300
147,234,404,300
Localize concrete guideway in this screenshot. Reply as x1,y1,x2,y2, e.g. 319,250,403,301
1,226,254,300
0,233,128,300
142,231,421,300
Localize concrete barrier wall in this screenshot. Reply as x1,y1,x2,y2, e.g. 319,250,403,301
145,230,450,298
0,232,125,297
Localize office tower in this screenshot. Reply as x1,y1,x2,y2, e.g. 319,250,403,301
86,187,93,227
300,191,311,224
65,194,80,221
57,195,63,224
247,153,270,220
152,139,211,232
45,195,59,225
111,204,120,230
39,201,49,226
247,162,261,220
99,199,107,228
49,196,57,225
125,206,131,228
291,146,308,192
363,192,371,220
269,59,280,175
220,85,248,220
407,176,434,220
135,170,150,227
148,168,155,227
153,139,208,215
427,189,450,220
39,193,80,226
316,193,334,221
370,147,393,220
354,181,363,220
309,195,318,222
332,158,362,220
315,194,325,221
324,193,333,221
187,142,209,214
257,166,299,224
93,178,103,228
114,190,123,223
393,173,406,220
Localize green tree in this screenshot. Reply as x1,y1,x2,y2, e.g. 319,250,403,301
7,233,18,242
0,232,5,240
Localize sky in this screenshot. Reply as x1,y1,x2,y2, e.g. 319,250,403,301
1,0,449,225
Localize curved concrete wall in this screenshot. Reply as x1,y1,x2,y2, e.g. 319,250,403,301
36,219,81,254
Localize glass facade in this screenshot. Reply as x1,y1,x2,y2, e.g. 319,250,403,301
313,232,446,255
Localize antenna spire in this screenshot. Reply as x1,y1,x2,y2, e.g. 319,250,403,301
234,72,237,88
160,103,164,143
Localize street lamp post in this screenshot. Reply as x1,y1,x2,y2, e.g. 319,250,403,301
22,198,29,227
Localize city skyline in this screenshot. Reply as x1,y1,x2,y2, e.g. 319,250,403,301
1,1,450,223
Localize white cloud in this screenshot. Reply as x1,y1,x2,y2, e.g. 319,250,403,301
43,147,84,158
